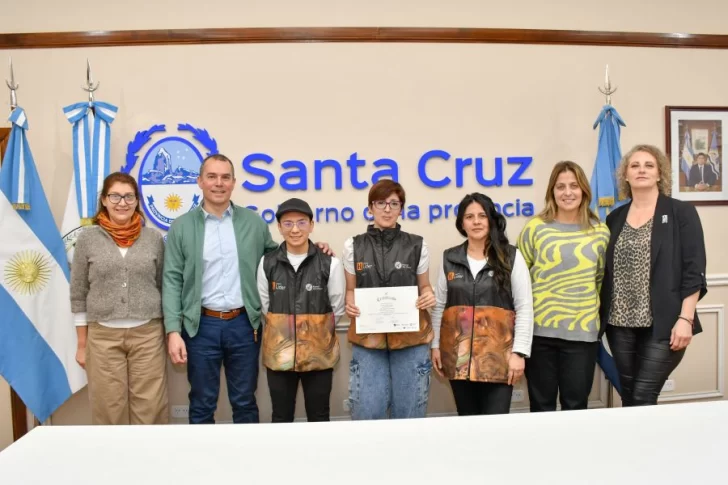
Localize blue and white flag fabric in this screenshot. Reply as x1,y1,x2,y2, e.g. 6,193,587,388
1,108,32,209
61,100,117,261
589,104,625,395
62,100,117,222
681,130,694,181
709,128,721,177
0,107,87,422
590,105,627,220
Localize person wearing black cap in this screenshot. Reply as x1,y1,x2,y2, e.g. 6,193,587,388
256,198,346,422
164,155,333,425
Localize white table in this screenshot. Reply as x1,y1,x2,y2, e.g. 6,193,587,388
1,401,726,484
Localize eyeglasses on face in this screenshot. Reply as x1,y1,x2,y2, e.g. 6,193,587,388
107,193,137,204
280,220,311,231
372,200,402,210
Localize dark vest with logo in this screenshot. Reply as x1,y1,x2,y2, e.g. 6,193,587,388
348,224,433,350
262,242,339,372
440,242,516,383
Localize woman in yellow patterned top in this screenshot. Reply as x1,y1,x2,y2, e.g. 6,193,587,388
517,161,609,412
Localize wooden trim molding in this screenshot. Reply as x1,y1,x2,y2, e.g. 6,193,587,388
0,128,9,163
2,27,728,50
10,391,28,441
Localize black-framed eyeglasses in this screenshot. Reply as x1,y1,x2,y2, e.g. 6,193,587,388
107,193,137,204
373,200,401,210
280,220,311,231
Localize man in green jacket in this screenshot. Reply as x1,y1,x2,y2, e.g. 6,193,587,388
163,154,278,424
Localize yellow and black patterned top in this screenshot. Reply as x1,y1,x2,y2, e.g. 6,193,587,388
517,217,610,342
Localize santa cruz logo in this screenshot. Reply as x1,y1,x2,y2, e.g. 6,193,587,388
121,123,218,231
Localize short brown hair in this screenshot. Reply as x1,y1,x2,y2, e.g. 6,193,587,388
93,172,145,223
367,180,406,208
200,153,235,177
617,144,672,199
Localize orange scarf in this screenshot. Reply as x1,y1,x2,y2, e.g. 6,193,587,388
97,211,143,248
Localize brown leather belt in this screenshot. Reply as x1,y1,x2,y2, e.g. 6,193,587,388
201,307,246,320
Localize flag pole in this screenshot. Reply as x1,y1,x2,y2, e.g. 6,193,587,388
599,64,616,409
82,58,99,104
4,56,31,440
598,64,617,107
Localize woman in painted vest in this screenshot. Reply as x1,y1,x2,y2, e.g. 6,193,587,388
431,192,533,415
257,198,346,422
344,180,436,420
517,161,610,412
70,172,168,424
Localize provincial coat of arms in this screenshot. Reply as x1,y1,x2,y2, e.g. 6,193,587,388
121,123,218,231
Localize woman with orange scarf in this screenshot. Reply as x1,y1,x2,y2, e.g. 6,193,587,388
70,172,168,424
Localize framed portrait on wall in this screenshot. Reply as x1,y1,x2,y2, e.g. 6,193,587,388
665,106,727,205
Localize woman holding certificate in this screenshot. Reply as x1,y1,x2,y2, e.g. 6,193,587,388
343,180,436,420
431,193,534,415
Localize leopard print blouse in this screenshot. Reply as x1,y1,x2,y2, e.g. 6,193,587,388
609,218,654,328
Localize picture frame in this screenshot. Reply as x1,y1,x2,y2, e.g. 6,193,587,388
665,106,727,205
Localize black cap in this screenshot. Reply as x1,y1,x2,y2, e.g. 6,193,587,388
276,198,314,221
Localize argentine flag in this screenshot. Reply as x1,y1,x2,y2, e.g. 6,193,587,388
590,104,624,395
0,107,86,422
709,129,721,178
61,100,118,263
681,130,694,181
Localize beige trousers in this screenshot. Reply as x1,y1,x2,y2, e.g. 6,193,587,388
86,318,169,425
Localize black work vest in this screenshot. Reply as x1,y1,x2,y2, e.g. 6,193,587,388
348,224,433,350
262,242,339,372
439,242,517,383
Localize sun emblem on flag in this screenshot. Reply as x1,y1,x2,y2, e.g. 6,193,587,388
4,251,52,295
164,193,183,212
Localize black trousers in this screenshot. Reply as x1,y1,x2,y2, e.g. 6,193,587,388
449,380,513,415
606,325,685,406
525,336,599,412
266,368,333,422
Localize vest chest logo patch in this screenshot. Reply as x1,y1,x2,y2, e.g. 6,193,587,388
356,262,373,271
447,271,464,281
271,281,287,291
394,261,412,270
305,283,323,291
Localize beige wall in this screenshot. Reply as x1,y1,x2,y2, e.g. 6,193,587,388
0,380,12,449
2,0,728,34
1,0,727,438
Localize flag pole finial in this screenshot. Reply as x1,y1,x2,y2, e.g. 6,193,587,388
598,64,617,105
6,56,18,111
82,59,100,103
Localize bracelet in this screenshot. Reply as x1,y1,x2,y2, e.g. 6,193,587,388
678,315,694,325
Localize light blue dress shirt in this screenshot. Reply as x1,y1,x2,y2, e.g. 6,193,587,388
200,204,243,311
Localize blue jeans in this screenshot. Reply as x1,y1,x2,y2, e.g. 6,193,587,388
183,312,260,424
348,344,432,420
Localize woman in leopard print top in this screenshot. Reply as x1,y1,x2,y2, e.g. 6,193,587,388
599,144,707,406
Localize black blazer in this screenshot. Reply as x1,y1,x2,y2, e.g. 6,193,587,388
599,194,707,341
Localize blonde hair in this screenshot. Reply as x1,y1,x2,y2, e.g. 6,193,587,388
537,161,600,229
617,144,672,199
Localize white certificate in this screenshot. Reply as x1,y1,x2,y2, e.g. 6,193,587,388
354,286,419,334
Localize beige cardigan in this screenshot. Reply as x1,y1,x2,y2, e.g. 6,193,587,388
70,225,164,322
